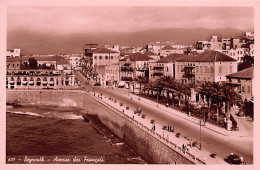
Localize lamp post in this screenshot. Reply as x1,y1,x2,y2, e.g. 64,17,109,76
199,117,202,150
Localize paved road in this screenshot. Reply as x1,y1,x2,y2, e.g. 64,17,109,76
74,71,253,164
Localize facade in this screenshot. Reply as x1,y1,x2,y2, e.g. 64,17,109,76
69,54,82,70
196,41,211,50
6,69,75,89
92,47,120,66
175,51,237,84
6,49,21,58
219,48,248,63
226,67,254,100
119,53,152,88
104,65,120,85
149,53,182,81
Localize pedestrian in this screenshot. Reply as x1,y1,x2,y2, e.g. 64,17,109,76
169,125,172,132
154,124,156,131
163,132,164,137
132,115,134,119
166,103,169,107
167,125,169,131
182,144,185,150
190,139,193,147
122,109,124,113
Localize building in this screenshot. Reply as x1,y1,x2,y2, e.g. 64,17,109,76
159,45,184,57
6,69,75,89
6,56,69,70
119,53,153,89
175,51,237,84
92,47,120,66
196,41,211,50
104,65,120,85
6,49,21,58
69,54,82,70
226,67,254,100
149,53,183,81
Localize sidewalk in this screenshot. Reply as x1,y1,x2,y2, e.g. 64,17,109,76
129,93,252,139
89,91,227,164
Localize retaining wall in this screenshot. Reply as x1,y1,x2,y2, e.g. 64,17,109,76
6,90,197,164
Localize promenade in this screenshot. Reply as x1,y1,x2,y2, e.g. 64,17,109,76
88,90,227,164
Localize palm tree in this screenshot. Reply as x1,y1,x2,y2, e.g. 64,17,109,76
158,75,175,103
134,75,149,94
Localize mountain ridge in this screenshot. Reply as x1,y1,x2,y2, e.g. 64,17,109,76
7,28,247,55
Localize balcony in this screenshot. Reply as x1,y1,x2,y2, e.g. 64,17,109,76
152,72,164,76
121,77,133,81
183,66,195,79
121,66,134,72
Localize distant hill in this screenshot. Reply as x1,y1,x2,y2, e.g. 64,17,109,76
7,28,246,55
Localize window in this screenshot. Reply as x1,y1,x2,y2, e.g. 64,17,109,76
237,51,239,55
210,67,214,74
111,56,113,59
13,64,15,67
242,86,245,92
229,78,232,82
247,86,251,93
94,56,97,59
178,65,180,72
166,66,169,72
240,51,242,54
204,66,208,73
200,66,203,73
230,66,233,73
219,66,222,74
99,56,102,59
105,56,108,59
238,79,241,83
181,65,183,72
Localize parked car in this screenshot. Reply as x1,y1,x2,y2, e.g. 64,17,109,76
224,153,246,165
94,82,101,86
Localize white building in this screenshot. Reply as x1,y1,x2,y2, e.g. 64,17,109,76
6,49,21,58
69,54,82,70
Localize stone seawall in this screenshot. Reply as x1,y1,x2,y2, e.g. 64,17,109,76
6,90,194,164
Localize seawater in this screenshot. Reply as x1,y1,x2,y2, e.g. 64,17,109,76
6,105,146,164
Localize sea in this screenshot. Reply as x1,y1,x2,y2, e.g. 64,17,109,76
6,104,146,164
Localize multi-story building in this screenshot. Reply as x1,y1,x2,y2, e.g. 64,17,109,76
6,69,75,89
69,54,82,70
175,51,237,84
119,53,152,89
226,67,254,100
104,65,120,85
149,53,183,81
196,41,211,50
6,49,21,58
92,47,120,66
219,48,249,63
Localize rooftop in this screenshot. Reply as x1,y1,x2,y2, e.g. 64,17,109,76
92,47,118,53
120,53,152,61
176,51,237,62
226,67,254,79
143,51,157,56
160,45,175,50
156,53,184,63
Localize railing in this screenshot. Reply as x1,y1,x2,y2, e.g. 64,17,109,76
121,77,133,81
87,91,206,165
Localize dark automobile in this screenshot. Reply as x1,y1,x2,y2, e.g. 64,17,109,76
224,153,246,165
94,82,101,86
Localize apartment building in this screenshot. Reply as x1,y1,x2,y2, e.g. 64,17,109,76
69,54,82,70
149,53,183,81
226,67,254,100
119,53,152,89
175,51,237,84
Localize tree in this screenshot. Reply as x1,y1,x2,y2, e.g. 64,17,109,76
135,75,149,93
28,57,38,69
238,54,254,71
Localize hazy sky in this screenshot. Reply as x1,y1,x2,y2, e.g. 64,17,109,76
7,6,254,34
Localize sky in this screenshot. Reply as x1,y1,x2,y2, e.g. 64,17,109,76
7,6,254,34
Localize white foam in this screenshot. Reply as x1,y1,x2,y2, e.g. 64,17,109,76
9,111,43,117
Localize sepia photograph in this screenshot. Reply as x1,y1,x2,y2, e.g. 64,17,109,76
1,0,259,169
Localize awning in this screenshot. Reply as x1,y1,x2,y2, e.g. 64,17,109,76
49,81,54,85
22,82,27,85
42,81,48,84
29,81,34,85
9,80,15,84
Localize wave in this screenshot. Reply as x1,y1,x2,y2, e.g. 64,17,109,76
8,111,43,117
